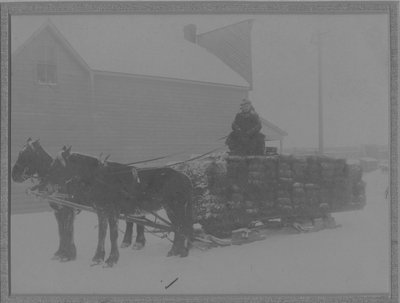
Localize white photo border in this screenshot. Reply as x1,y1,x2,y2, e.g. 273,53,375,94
0,2,398,303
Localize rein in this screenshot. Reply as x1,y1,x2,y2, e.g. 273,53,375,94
165,147,224,167
124,151,188,166
124,135,227,166
101,146,225,177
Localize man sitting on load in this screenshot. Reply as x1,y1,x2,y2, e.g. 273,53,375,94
225,98,265,155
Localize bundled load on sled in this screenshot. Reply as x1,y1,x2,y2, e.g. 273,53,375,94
176,154,366,240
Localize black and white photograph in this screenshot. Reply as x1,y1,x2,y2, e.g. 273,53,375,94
1,1,398,301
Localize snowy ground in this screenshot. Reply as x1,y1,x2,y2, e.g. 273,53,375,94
10,170,390,295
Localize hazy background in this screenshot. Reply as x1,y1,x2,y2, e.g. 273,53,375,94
11,14,389,150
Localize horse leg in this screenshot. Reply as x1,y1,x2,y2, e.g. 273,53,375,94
167,233,180,257
168,231,190,258
52,208,66,260
178,200,193,257
169,232,186,257
165,207,189,257
60,207,77,262
92,210,107,265
132,222,146,250
60,207,76,262
164,206,180,257
166,198,193,258
183,198,194,252
105,208,120,267
121,221,133,248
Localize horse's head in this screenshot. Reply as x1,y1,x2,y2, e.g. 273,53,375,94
12,138,52,182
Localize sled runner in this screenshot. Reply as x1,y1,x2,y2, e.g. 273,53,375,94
192,216,341,249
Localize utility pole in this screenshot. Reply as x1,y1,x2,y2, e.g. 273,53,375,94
317,33,324,155
313,31,329,155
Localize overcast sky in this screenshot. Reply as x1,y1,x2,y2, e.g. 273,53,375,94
12,14,390,149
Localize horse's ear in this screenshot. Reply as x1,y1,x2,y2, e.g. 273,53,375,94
31,139,40,148
56,150,67,167
59,146,71,165
62,145,72,154
131,167,141,184
27,138,35,149
100,154,111,165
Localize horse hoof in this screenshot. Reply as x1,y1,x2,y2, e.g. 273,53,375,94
52,250,63,260
120,242,131,248
132,242,144,250
90,260,103,267
179,250,189,258
91,257,104,265
103,263,114,268
104,259,117,268
59,257,74,262
167,249,178,257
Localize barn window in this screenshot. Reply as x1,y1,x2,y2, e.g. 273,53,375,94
37,41,57,85
37,62,57,84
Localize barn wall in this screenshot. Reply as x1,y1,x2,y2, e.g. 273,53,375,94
91,73,248,163
11,28,92,159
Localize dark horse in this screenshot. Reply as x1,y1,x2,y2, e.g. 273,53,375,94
49,147,193,266
11,138,78,261
11,139,148,264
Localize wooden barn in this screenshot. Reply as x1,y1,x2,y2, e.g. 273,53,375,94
11,20,286,164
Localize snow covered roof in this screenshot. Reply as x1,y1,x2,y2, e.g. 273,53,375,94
260,117,288,141
12,19,250,88
13,21,91,73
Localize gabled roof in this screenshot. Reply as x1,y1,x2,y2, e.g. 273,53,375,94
12,20,91,73
260,117,288,140
12,19,249,88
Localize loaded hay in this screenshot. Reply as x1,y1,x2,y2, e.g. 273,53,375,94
175,154,365,238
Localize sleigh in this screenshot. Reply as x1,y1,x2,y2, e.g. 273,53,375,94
21,140,366,250
28,151,363,250
14,140,366,264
